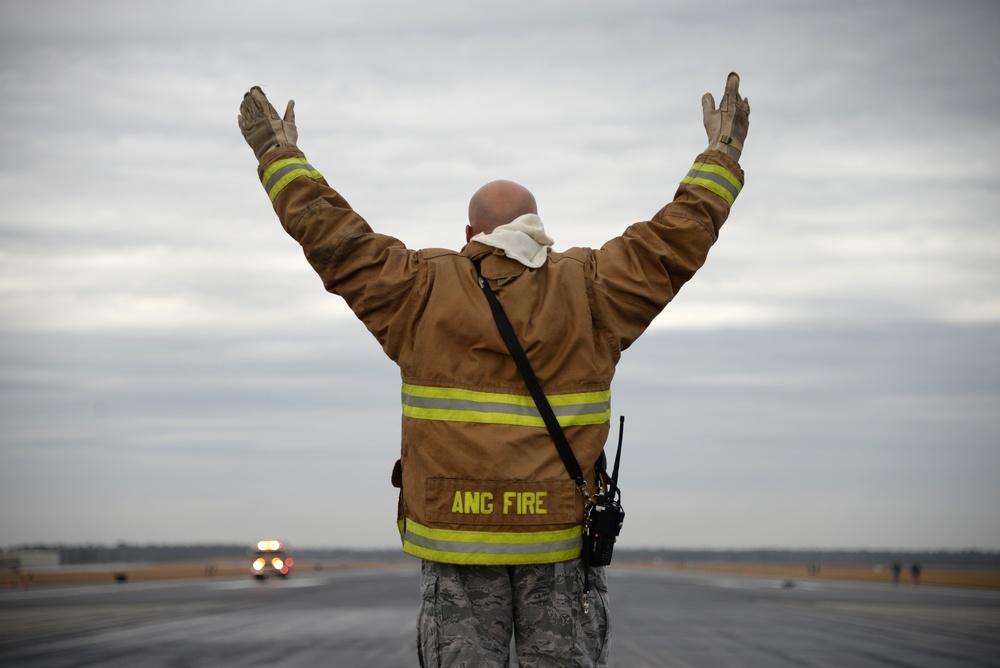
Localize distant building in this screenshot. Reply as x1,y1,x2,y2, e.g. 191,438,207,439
3,549,60,569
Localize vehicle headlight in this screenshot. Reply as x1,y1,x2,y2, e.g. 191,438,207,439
271,558,283,570
253,558,265,571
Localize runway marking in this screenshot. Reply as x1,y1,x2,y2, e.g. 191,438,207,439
206,576,334,590
0,579,199,600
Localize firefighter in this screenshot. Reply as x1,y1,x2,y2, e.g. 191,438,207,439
239,73,749,667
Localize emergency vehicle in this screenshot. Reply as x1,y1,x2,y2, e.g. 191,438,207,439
250,540,293,580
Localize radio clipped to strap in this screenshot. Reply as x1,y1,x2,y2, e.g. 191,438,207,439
475,260,626,611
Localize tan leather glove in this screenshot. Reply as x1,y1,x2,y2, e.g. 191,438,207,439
702,72,750,161
238,87,298,161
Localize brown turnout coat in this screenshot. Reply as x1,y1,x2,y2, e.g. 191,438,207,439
256,146,744,564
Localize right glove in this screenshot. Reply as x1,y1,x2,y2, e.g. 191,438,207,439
238,87,298,161
702,72,750,161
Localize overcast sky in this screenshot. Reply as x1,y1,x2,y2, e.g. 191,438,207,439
1,0,998,553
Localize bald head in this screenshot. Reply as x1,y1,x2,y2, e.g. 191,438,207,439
467,180,538,242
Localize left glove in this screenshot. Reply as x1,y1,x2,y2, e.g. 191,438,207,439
702,72,750,161
238,87,298,161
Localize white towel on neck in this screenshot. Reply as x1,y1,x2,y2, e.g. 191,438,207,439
472,213,554,268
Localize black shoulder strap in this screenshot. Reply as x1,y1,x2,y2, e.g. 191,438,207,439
474,261,586,489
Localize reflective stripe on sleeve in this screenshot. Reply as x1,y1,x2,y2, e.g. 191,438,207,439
401,383,611,427
681,162,742,205
261,158,323,201
399,519,583,565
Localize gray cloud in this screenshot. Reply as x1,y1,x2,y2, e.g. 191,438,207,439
2,321,996,548
1,0,998,549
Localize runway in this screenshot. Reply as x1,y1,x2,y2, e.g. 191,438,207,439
1,565,997,667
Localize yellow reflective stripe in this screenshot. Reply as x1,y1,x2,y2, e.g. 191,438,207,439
404,384,536,405
404,543,581,565
398,519,583,565
406,520,583,545
681,161,742,205
260,158,323,201
401,383,611,427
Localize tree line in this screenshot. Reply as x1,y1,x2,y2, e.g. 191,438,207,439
5,543,998,568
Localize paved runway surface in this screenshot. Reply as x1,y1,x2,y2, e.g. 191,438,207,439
1,565,998,667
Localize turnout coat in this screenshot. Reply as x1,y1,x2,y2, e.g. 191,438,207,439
255,146,743,565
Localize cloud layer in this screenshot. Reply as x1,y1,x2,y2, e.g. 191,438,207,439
1,0,998,549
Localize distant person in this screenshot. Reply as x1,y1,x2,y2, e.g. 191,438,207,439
238,74,749,667
892,561,902,584
911,561,922,585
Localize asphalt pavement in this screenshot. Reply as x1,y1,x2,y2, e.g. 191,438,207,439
1,565,998,667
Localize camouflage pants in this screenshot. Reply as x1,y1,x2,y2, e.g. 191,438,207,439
417,560,611,668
